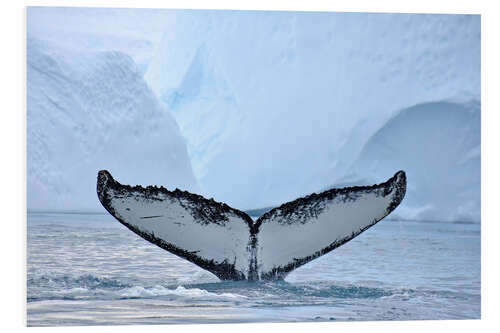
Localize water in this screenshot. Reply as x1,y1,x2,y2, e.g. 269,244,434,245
27,212,480,326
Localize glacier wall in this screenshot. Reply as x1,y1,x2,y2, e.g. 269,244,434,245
26,8,481,222
145,11,480,221
27,37,199,211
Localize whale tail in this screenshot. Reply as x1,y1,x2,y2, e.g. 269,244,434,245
97,170,406,280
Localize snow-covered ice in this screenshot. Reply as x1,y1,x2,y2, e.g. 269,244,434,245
342,101,480,223
27,8,480,223
145,11,480,221
27,37,199,211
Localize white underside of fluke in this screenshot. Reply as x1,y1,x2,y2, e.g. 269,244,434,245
109,191,252,276
257,193,393,276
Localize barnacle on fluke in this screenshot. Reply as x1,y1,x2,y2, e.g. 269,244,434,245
97,170,406,281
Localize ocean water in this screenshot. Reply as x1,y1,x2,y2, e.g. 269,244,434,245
27,212,480,326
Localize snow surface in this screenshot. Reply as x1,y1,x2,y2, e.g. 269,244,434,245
145,11,480,221
27,37,199,211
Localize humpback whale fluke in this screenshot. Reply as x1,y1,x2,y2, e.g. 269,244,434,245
97,170,406,280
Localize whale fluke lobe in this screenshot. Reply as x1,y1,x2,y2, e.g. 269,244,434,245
97,170,406,280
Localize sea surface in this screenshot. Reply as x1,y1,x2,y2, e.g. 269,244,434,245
27,212,480,326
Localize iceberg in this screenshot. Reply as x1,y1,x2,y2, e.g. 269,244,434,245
341,100,480,223
27,37,199,211
145,11,480,217
27,8,481,223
